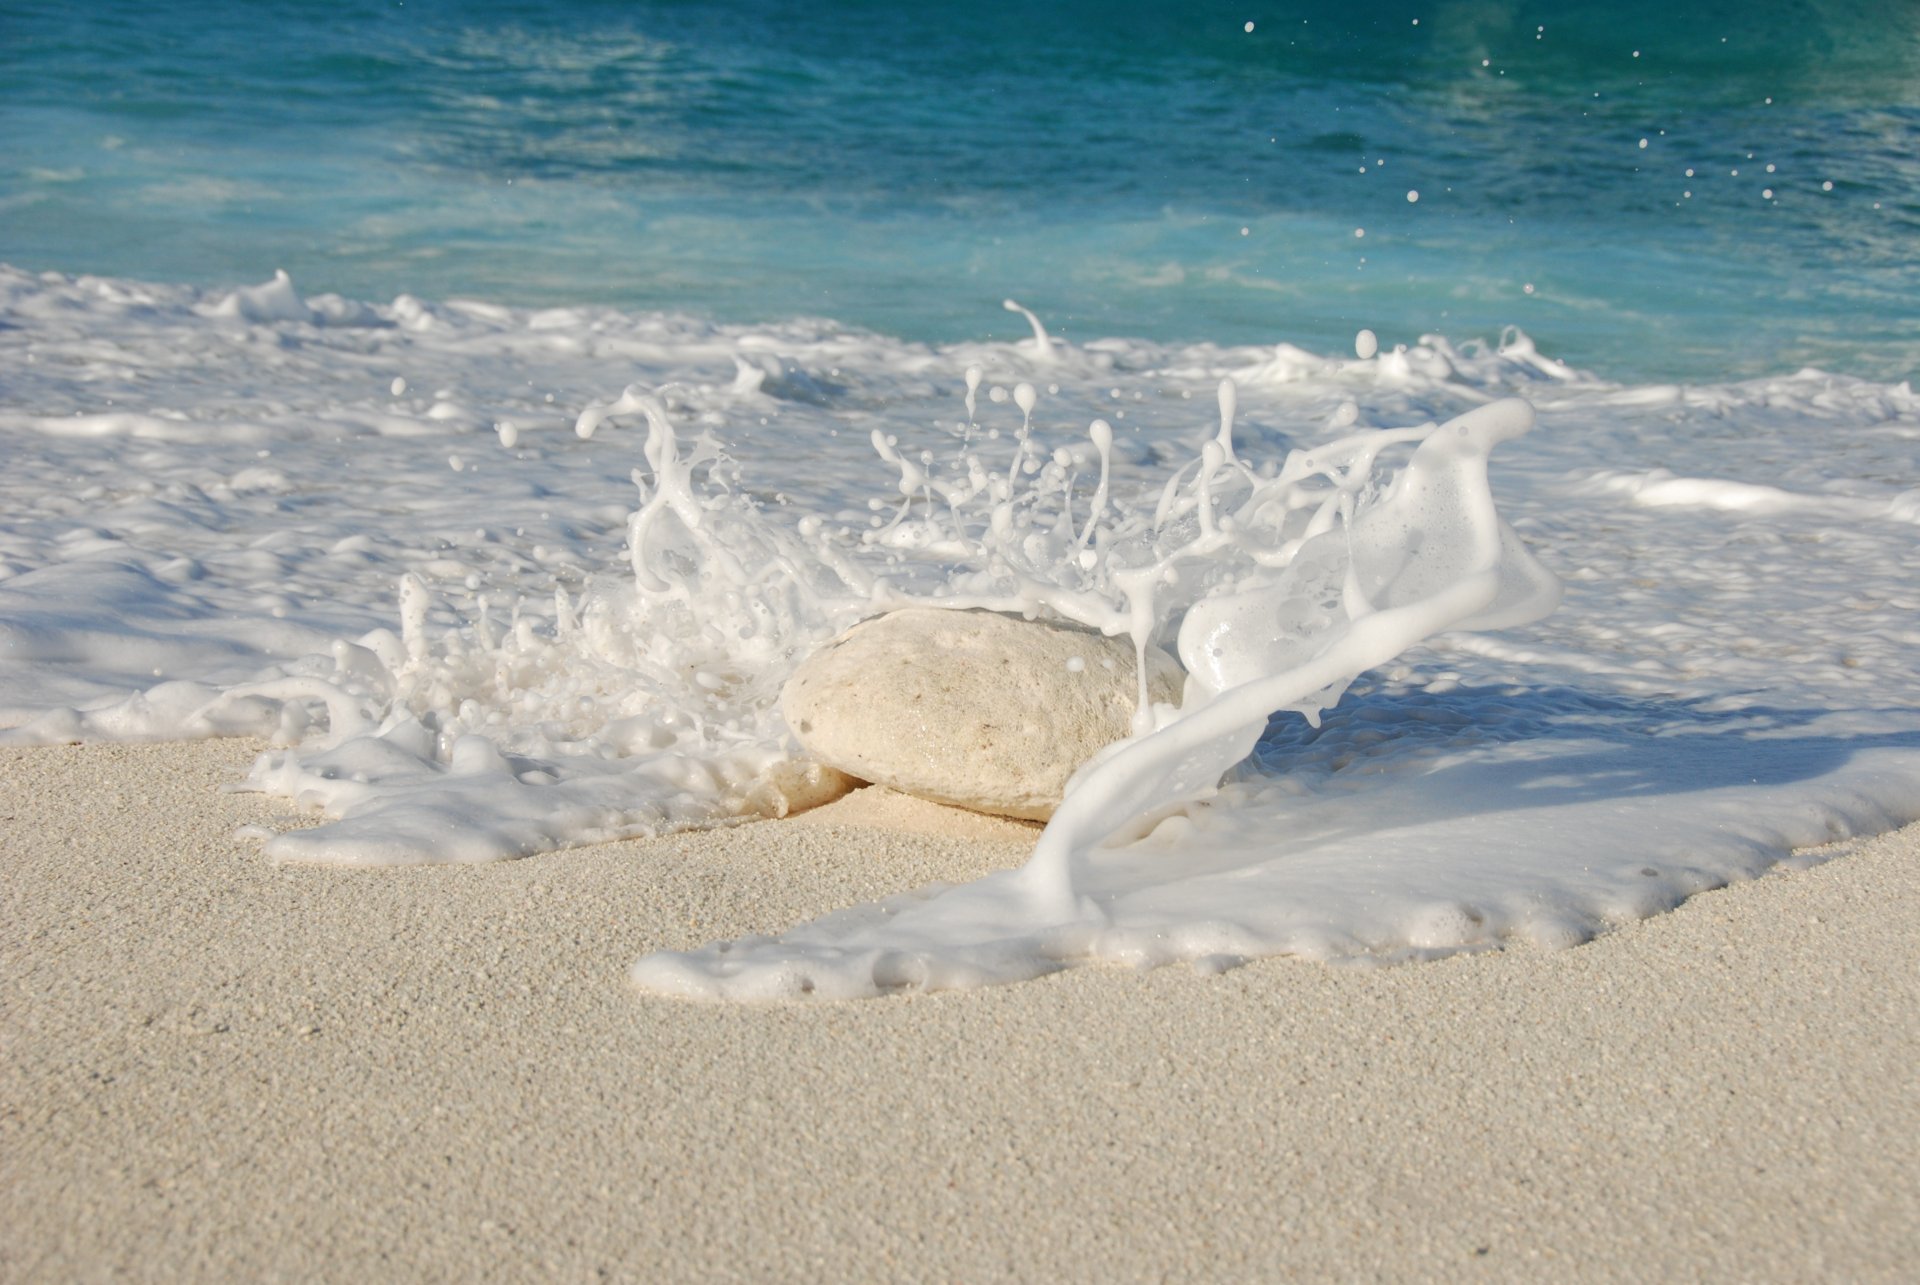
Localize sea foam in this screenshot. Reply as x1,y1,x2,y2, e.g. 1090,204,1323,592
3,267,1917,999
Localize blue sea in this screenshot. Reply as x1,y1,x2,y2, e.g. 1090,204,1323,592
3,0,1915,381
3,1,1920,996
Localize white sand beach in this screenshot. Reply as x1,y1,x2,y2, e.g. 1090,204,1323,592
5,738,1916,1281
8,2,1918,1277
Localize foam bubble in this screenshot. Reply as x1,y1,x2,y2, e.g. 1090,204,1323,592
5,268,1918,1003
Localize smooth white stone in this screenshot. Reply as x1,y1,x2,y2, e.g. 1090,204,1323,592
781,608,1183,821
740,759,859,819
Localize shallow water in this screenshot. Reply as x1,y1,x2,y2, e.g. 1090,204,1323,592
3,1,1916,998
2,267,1915,997
4,0,1917,379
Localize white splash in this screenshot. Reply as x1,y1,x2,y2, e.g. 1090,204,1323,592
631,397,1568,998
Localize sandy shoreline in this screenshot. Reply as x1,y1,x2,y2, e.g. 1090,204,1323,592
5,739,1917,1281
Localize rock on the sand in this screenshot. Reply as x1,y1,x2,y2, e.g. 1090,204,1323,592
780,608,1184,821
741,759,860,819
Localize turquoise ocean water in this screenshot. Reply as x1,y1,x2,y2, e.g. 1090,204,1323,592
3,0,1916,380
5,1,1920,993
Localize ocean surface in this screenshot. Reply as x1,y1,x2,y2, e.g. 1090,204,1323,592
2,1,1917,999
4,0,1917,380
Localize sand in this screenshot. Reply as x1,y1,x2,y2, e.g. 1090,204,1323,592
4,739,1917,1282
